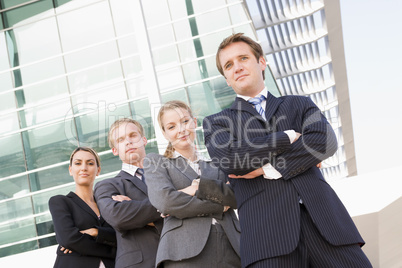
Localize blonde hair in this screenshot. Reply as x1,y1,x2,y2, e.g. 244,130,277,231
108,118,144,149
69,147,101,168
157,100,194,158
216,32,266,80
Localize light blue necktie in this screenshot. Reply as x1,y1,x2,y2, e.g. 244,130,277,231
248,95,266,120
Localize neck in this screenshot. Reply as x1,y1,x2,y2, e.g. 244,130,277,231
75,185,94,202
176,146,197,162
127,159,144,168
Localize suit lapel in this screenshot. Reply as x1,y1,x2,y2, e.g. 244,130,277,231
120,170,148,195
199,161,218,180
231,93,283,123
67,192,98,219
264,92,283,122
170,157,199,182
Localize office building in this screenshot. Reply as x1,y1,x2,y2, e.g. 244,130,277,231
0,0,355,258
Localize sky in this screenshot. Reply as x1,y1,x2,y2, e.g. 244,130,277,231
339,0,402,176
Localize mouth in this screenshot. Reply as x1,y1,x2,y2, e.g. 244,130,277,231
126,148,137,153
178,135,189,141
236,74,248,81
79,174,89,177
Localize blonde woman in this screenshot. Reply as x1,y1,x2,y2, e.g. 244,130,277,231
144,100,240,267
49,147,116,268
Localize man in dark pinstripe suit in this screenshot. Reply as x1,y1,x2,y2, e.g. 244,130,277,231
203,33,372,267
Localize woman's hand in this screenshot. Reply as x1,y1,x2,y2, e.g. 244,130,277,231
178,180,199,196
60,246,72,254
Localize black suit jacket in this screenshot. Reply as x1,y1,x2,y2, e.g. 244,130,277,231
94,170,163,268
203,92,365,267
48,192,116,268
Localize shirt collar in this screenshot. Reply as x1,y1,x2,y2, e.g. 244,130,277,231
237,87,268,102
172,151,211,163
122,163,141,177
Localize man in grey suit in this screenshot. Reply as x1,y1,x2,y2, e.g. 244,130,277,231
203,33,372,267
94,118,163,268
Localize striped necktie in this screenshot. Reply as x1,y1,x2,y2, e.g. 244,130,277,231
136,168,145,182
248,95,266,120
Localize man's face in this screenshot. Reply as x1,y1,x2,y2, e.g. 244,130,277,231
219,41,266,97
111,123,147,166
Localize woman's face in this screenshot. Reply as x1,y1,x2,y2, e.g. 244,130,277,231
161,108,197,152
69,150,100,186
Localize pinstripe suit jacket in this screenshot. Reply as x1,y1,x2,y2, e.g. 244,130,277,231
203,92,364,267
143,153,241,267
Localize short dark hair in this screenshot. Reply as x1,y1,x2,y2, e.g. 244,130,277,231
216,32,265,80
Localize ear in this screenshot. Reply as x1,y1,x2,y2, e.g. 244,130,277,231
68,165,72,176
112,147,119,156
96,167,101,176
142,136,148,146
259,56,266,70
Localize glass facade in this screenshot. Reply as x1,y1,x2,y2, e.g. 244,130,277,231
0,0,354,258
0,0,279,257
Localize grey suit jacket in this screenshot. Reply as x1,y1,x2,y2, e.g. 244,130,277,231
94,170,163,268
143,153,241,267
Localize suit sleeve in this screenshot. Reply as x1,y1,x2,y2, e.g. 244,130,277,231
273,97,338,179
48,195,116,258
203,112,292,175
95,224,117,247
143,154,225,219
196,175,237,209
94,179,161,233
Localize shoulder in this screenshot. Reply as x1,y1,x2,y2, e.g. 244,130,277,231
279,95,313,105
144,153,169,170
95,173,123,189
48,194,63,204
48,194,71,210
145,152,164,161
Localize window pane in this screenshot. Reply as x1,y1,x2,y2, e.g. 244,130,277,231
0,175,29,200
71,83,128,114
67,61,123,94
9,17,61,65
130,99,155,140
0,133,26,177
1,0,54,29
24,120,78,170
74,104,131,151
29,164,71,192
126,77,148,99
20,57,66,86
157,67,185,91
142,0,170,27
99,153,121,175
57,1,115,51
0,198,36,244
22,98,71,127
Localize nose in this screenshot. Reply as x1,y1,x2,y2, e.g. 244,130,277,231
234,61,243,73
81,163,88,170
125,136,133,145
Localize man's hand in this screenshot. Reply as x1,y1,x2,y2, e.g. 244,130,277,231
80,228,98,237
112,195,131,202
228,167,264,179
294,132,302,142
